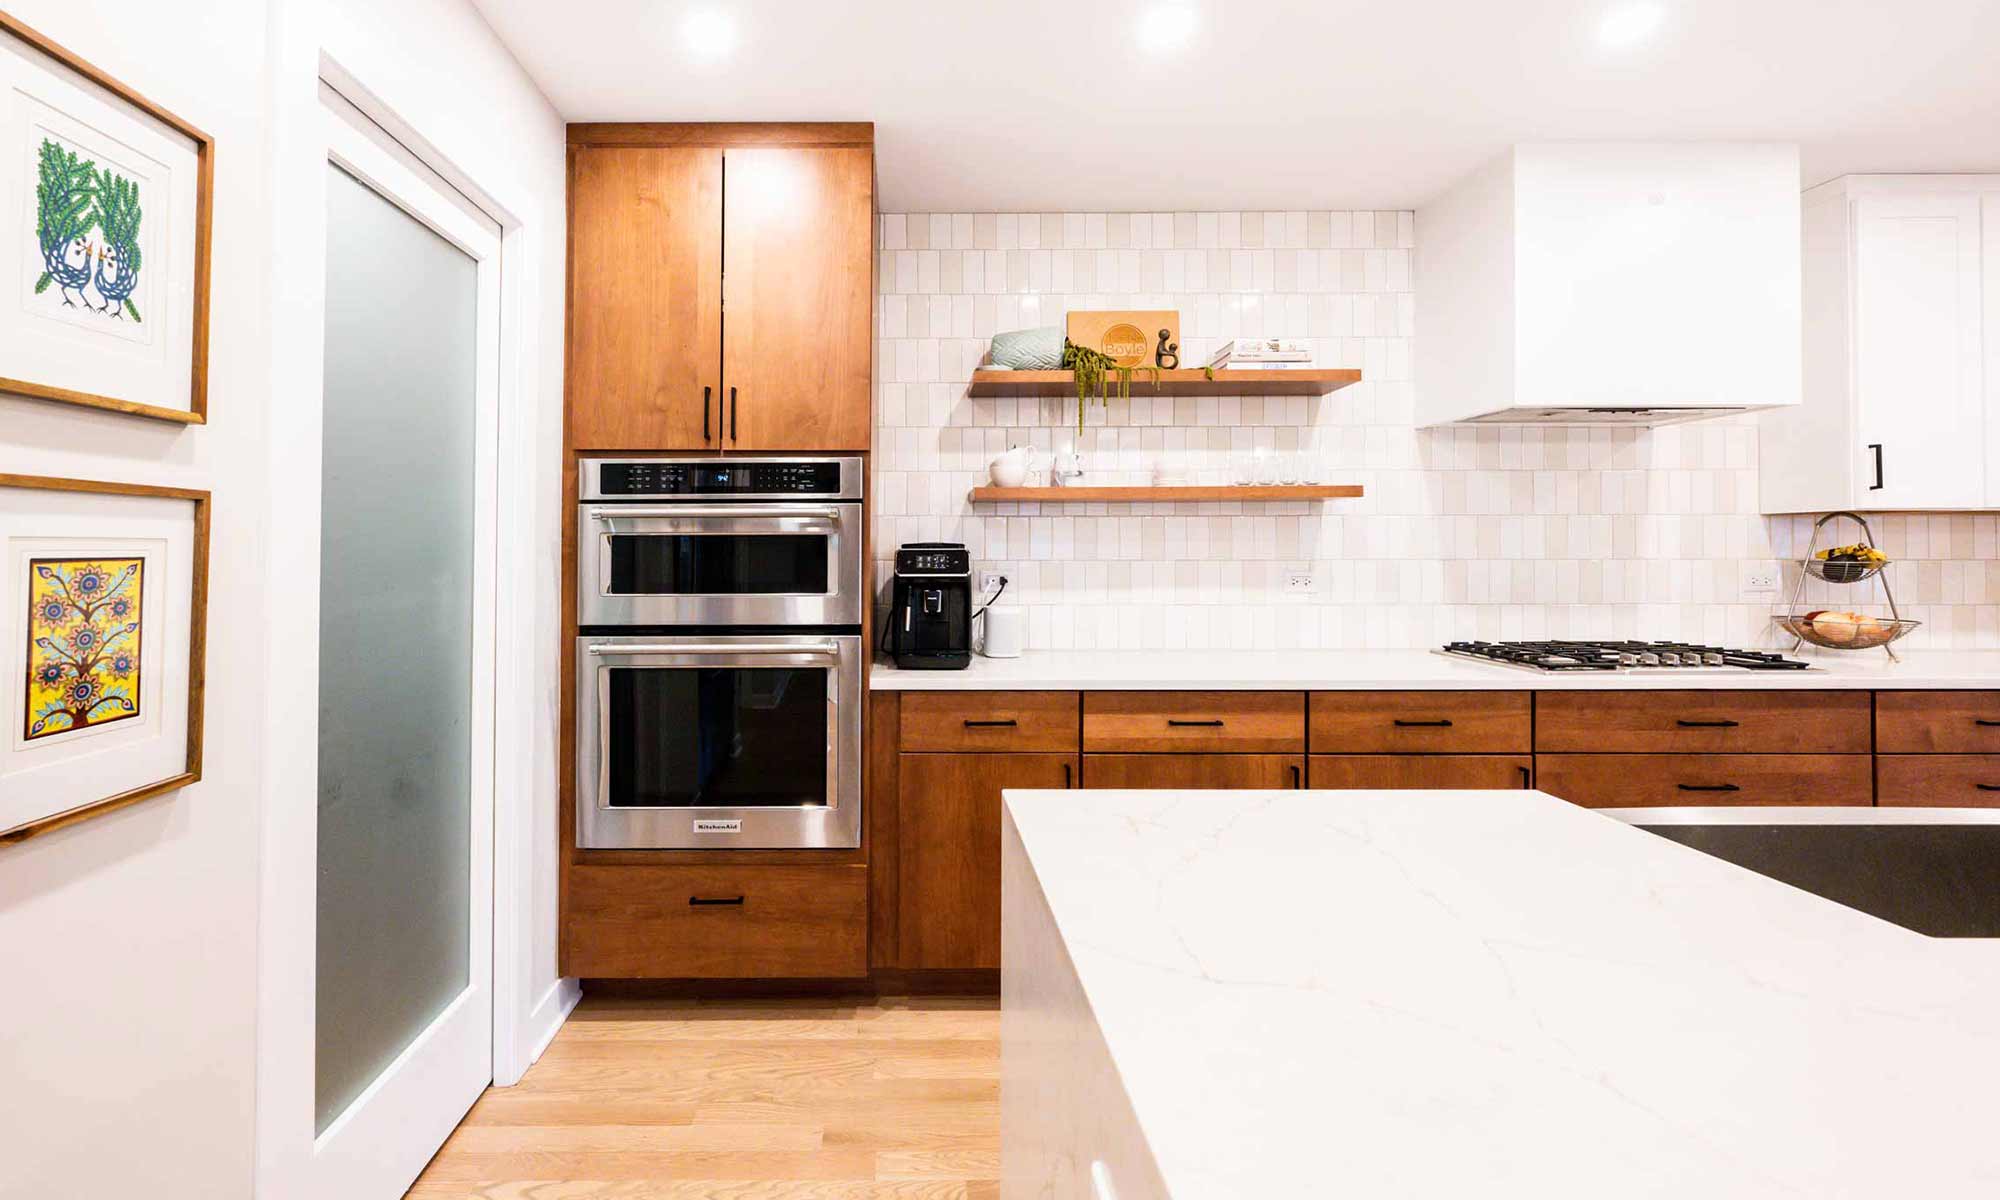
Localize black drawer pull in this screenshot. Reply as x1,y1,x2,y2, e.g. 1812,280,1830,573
688,895,745,907
964,719,1018,727
1676,719,1740,728
1290,763,1302,789
1677,783,1740,793
1063,761,1073,788
1518,765,1532,789
1393,718,1453,728
702,385,712,441
1977,784,2000,792
1976,719,2000,728
1167,719,1225,727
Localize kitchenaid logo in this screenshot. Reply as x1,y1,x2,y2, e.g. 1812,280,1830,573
693,819,742,833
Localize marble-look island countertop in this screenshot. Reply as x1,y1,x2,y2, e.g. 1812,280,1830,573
876,647,2000,690
999,789,2000,1198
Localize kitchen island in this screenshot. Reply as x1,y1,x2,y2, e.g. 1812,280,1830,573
1000,788,2000,1198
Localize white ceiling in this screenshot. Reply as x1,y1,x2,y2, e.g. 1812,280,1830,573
472,0,2000,211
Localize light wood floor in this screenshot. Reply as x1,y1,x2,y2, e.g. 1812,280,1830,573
406,993,1000,1200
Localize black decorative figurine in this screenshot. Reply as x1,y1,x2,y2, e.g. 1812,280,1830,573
1155,328,1179,370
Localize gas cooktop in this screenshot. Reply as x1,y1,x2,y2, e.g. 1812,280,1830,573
1441,640,1817,673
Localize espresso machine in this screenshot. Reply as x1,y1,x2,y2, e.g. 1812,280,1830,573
881,542,972,670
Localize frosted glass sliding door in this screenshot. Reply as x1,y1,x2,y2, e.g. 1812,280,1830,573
315,164,479,1131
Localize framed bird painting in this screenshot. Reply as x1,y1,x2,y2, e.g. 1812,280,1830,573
1,474,209,847
0,12,214,424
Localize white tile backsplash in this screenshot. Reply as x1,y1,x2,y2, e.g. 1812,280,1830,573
873,210,2000,652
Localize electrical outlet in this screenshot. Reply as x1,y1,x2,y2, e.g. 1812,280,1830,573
978,572,1007,595
1741,566,1780,597
1284,571,1317,595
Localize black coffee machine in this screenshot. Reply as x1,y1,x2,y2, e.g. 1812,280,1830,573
881,542,972,670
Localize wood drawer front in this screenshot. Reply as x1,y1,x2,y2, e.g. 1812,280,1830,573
1309,691,1530,754
898,691,1079,752
1535,754,1872,808
1876,692,2000,753
1310,755,1533,790
1878,755,2000,807
565,864,867,979
1082,754,1304,790
1535,691,1870,753
1083,691,1305,753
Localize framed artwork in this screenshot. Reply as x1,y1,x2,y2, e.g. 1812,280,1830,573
0,474,208,846
0,13,213,424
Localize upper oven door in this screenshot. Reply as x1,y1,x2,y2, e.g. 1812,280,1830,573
578,500,863,626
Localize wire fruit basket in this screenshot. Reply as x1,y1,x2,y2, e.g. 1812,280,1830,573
1772,511,1917,661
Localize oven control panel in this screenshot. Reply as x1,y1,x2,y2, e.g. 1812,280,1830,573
589,459,855,499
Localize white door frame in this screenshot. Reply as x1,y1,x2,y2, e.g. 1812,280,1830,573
256,31,552,1196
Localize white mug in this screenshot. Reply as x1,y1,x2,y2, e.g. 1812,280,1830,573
979,605,1025,658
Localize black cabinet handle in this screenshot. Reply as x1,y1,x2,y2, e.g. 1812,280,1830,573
1290,763,1302,789
1394,718,1453,728
703,385,712,441
729,386,738,441
1518,765,1532,789
1676,719,1740,728
1063,761,1073,788
1977,783,2000,792
1167,719,1224,727
1677,783,1741,793
964,719,1018,727
1976,719,2000,728
1868,443,1884,490
688,895,745,907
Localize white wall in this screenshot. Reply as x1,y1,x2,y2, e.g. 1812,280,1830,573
0,2,272,1197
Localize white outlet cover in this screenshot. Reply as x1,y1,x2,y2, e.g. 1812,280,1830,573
1740,566,1780,596
1284,571,1317,595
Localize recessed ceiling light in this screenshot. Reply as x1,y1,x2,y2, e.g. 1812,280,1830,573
1597,2,1665,49
1138,4,1199,55
683,8,737,60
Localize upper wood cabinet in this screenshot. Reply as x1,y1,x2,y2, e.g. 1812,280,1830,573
565,125,874,452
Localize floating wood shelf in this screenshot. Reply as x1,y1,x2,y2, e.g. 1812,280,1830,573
967,368,1362,398
968,485,1364,503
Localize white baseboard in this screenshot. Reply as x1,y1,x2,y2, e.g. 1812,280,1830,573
495,976,580,1086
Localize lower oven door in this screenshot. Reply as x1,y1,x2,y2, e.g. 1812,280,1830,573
576,634,862,849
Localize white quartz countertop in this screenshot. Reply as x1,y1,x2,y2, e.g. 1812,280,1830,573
1002,788,2000,1197
875,647,2000,690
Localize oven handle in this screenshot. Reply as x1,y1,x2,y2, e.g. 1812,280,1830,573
587,504,844,521
587,641,841,657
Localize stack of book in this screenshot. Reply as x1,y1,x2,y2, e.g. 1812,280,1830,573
1206,337,1314,369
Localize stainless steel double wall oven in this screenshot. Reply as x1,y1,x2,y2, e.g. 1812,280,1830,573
575,458,864,849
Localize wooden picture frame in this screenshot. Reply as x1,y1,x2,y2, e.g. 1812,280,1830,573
0,473,208,846
0,12,214,424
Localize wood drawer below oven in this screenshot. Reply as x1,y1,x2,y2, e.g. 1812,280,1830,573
1083,691,1305,753
1876,692,2000,754
1877,755,2000,807
565,863,867,979
1535,754,1872,808
1535,691,1871,754
898,690,1079,752
1309,691,1531,754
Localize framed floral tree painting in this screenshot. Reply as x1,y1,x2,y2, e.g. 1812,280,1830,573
1,474,208,846
0,13,213,424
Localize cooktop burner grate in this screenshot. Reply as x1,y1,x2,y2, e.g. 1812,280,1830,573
1441,640,1816,672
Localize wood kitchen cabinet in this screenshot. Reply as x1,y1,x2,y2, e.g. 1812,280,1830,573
1082,753,1304,790
1309,755,1533,790
896,751,1075,970
565,124,874,452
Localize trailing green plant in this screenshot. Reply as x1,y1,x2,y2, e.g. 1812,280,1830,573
1060,339,1161,436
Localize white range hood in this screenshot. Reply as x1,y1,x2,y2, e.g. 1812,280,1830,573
1415,143,1803,428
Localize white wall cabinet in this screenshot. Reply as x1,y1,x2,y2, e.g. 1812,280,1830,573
1760,175,1999,513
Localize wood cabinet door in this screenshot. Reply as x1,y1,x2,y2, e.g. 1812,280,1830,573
1081,754,1305,790
566,146,722,450
897,752,1074,970
1309,755,1534,790
1534,754,1873,808
722,147,874,451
